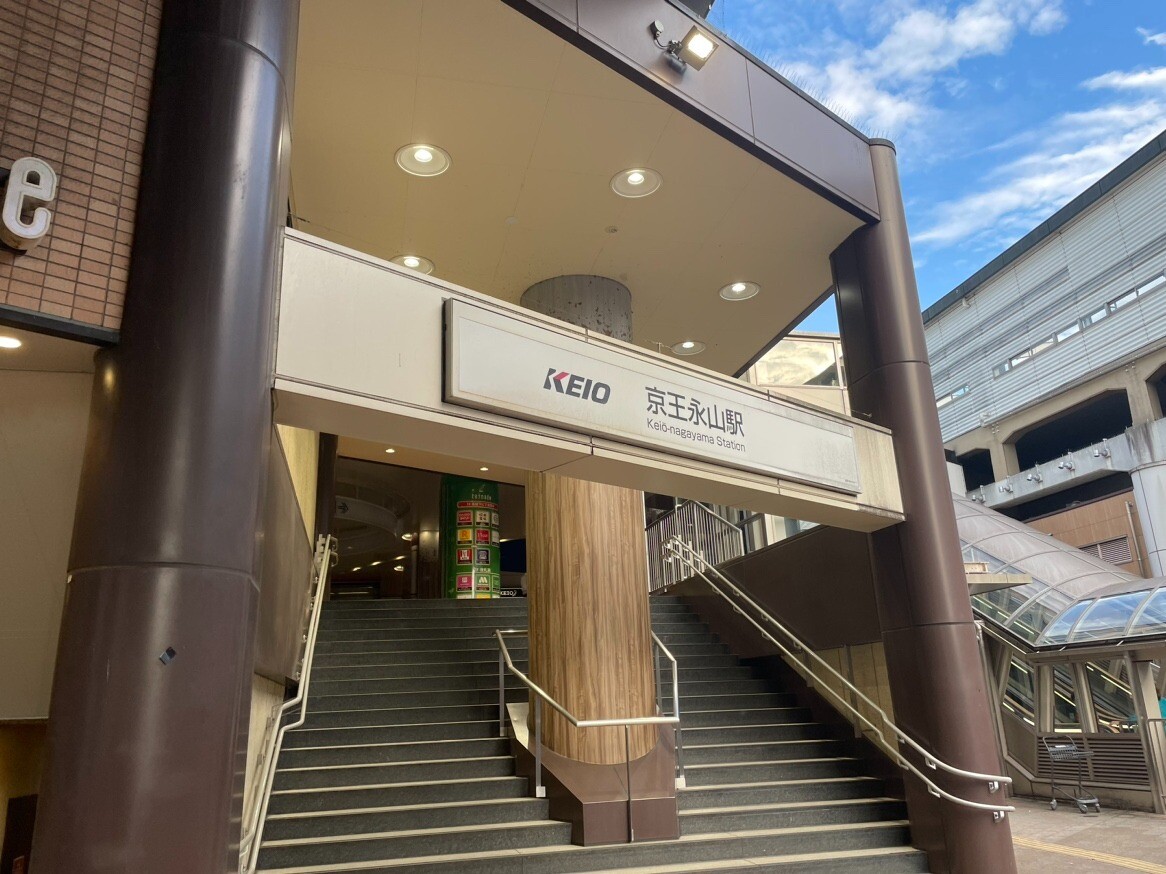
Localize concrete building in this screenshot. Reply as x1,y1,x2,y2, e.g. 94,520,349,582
0,1,1023,871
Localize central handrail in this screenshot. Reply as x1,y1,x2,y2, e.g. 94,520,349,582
496,629,684,841
664,537,1015,820
240,533,337,873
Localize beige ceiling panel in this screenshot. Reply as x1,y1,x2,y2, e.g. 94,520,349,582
417,0,566,89
527,90,673,176
298,0,424,75
412,76,551,171
549,41,657,105
508,167,619,239
491,227,611,302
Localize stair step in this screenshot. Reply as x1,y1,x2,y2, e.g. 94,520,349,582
683,707,813,727
684,738,849,765
308,688,513,711
285,721,501,748
256,821,917,873
273,756,514,790
264,797,551,841
311,675,526,696
314,648,528,667
267,776,531,815
680,798,907,834
279,737,510,769
681,723,835,744
304,703,501,728
678,776,889,809
257,819,575,868
684,757,865,786
311,661,526,681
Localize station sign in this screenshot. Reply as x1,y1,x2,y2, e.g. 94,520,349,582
443,300,861,494
1,156,58,252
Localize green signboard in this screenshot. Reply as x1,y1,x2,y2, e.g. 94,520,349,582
440,476,501,599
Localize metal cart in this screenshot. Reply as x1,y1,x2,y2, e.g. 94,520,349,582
1042,737,1101,814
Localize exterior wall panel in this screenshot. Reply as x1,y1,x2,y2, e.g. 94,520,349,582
0,0,160,332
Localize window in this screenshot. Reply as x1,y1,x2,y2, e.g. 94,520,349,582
935,384,971,409
1086,664,1138,733
1039,600,1093,645
1032,335,1056,356
1053,665,1081,732
1056,322,1081,343
752,338,840,387
1069,592,1147,642
1003,658,1036,726
1130,588,1166,636
1010,349,1033,368
1136,273,1165,296
1081,307,1108,328
1109,289,1138,312
993,362,1011,378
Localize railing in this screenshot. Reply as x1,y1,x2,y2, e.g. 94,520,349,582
646,501,745,592
665,537,1015,820
495,630,684,842
240,533,338,874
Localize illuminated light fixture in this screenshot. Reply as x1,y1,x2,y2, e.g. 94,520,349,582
370,560,382,567
391,254,435,275
401,533,414,541
0,336,21,349
611,167,662,198
394,555,407,561
393,565,406,572
395,143,451,177
650,21,719,72
719,280,760,302
384,448,396,454
479,466,490,472
671,339,706,356
352,566,363,572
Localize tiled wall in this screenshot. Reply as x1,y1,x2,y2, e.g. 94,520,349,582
1027,491,1147,577
0,0,160,332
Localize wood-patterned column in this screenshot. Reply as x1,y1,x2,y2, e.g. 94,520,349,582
521,275,657,765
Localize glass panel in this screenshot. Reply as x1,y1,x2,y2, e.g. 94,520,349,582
1068,592,1149,642
972,587,1021,624
1007,589,1072,643
1053,665,1081,732
1038,600,1093,645
937,394,953,409
952,385,970,399
752,338,839,387
1032,335,1056,356
1109,289,1138,311
1137,274,1166,296
1056,322,1081,342
1130,588,1166,636
1010,349,1032,367
1081,307,1108,328
1086,663,1138,733
993,362,1011,378
1003,658,1036,726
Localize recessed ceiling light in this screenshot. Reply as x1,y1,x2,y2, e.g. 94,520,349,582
719,280,760,301
0,336,22,349
352,566,362,572
394,555,406,561
611,167,662,198
395,143,451,177
479,466,490,472
401,533,414,541
391,254,435,275
393,565,406,572
384,448,396,454
370,560,382,567
671,340,706,356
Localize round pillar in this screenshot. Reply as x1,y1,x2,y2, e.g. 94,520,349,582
520,276,656,764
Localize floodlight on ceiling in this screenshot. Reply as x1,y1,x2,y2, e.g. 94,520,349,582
650,21,719,72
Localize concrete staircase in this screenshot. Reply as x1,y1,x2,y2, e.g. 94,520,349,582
256,597,927,872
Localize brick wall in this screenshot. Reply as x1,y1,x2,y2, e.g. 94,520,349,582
0,0,160,332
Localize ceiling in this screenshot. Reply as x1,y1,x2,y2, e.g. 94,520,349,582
0,326,97,372
292,0,863,375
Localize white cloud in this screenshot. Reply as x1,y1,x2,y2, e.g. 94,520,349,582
914,90,1165,248
1138,27,1166,47
1084,67,1166,92
760,0,1067,137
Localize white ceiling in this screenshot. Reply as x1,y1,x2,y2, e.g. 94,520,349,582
292,0,862,374
0,326,97,372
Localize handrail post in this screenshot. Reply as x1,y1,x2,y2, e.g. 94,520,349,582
625,724,635,843
653,643,662,715
498,645,506,738
534,697,545,798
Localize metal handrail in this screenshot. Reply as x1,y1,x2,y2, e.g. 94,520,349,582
240,533,338,873
665,537,1015,820
496,629,683,841
646,500,745,592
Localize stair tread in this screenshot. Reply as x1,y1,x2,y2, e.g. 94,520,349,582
681,797,900,816
268,796,538,821
263,817,567,848
257,821,913,873
278,755,511,774
271,776,522,796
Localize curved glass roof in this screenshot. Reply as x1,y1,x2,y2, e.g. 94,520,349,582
953,494,1166,647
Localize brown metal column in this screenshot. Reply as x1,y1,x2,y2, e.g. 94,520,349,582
831,141,1017,873
31,1,298,871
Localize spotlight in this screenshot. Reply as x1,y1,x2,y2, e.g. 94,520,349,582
671,339,706,356
0,336,21,349
391,254,435,274
611,167,662,198
719,281,760,302
395,143,451,177
650,21,719,71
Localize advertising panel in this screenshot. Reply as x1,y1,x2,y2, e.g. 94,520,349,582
440,475,501,599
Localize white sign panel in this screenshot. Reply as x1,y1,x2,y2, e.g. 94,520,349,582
444,300,861,494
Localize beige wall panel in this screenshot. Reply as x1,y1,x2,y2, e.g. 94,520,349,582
243,674,285,827
276,424,319,540
0,370,90,719
0,0,161,330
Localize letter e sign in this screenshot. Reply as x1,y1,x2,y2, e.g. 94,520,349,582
1,157,59,251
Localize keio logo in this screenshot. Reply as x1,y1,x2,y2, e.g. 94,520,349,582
543,368,611,404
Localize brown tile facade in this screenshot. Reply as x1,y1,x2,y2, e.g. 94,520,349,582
1027,491,1149,577
0,0,160,332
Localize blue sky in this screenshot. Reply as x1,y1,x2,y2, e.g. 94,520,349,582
707,0,1166,331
